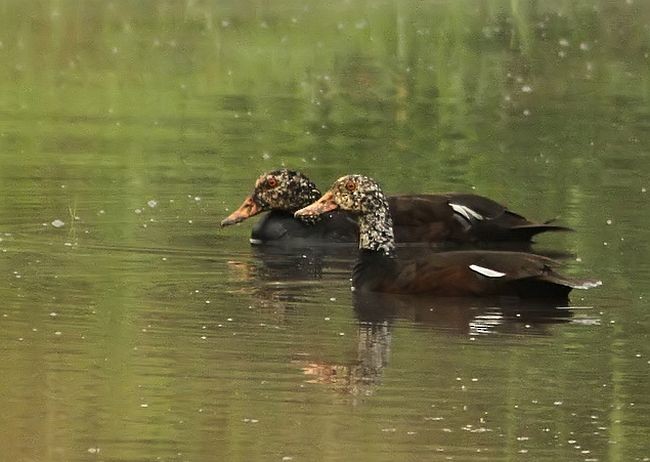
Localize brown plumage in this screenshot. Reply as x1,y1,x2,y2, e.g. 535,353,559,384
220,169,571,246
295,175,601,298
389,194,570,243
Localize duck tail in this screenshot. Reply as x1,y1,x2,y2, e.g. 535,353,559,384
509,222,574,240
541,272,603,290
515,273,601,299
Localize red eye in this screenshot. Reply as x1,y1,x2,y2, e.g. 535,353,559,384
345,180,356,192
267,176,278,188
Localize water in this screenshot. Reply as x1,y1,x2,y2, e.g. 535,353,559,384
0,1,649,461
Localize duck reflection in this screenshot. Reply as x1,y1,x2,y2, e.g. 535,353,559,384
249,245,355,281
299,292,580,398
225,244,357,284
352,291,574,335
300,321,391,400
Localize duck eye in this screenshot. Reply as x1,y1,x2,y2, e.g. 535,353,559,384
345,180,356,192
267,176,278,188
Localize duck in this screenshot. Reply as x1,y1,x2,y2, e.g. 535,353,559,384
221,169,571,247
294,175,601,298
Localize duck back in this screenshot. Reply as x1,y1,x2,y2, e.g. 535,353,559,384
388,194,571,243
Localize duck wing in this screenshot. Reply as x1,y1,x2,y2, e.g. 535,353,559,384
388,194,572,243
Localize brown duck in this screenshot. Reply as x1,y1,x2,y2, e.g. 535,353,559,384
294,175,601,298
220,169,570,246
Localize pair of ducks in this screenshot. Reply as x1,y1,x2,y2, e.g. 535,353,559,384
221,169,601,298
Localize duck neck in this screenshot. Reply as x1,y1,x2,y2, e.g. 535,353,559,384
358,194,396,257
291,186,322,212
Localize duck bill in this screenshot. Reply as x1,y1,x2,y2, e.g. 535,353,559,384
295,191,339,218
220,196,263,227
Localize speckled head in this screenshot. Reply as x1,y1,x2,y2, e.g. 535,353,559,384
221,169,321,226
295,175,395,254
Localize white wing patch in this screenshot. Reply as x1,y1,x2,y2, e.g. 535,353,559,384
469,264,506,278
450,203,484,221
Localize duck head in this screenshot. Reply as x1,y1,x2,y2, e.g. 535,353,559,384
295,175,395,254
293,174,386,215
221,169,321,226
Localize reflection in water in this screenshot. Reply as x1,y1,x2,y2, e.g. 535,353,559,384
300,322,391,401
301,291,593,399
250,245,355,281
224,245,357,326
352,291,577,335
226,245,357,283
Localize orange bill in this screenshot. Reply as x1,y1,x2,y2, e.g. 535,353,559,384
220,195,263,227
294,191,339,218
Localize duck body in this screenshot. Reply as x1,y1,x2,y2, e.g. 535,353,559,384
250,210,357,246
221,169,571,247
295,174,600,299
352,249,595,298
